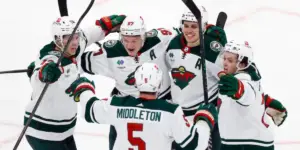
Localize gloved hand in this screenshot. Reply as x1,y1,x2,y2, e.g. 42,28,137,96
265,95,287,126
27,61,35,78
218,74,244,100
205,24,227,46
39,61,62,83
193,103,218,130
96,14,126,35
65,77,95,102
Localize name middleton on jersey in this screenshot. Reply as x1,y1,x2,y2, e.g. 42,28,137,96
117,108,161,122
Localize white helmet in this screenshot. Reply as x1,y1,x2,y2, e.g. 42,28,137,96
181,4,208,32
224,40,254,70
51,16,81,49
134,62,163,93
120,15,146,41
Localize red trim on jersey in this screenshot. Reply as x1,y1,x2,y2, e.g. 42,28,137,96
234,80,244,99
38,60,51,81
74,84,95,94
194,110,215,129
265,95,274,107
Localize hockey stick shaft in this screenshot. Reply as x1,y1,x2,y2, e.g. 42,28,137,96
0,69,28,74
182,0,209,104
12,0,95,149
58,0,68,16
0,0,69,76
216,12,227,29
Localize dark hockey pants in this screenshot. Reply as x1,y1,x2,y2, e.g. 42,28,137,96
26,135,77,150
109,125,117,150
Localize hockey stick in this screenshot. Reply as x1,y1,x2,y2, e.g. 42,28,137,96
0,0,70,75
58,0,105,47
0,0,68,76
182,0,209,104
0,69,28,74
12,0,95,149
58,0,69,16
216,12,227,29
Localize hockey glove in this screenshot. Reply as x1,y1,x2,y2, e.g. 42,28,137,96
39,61,62,83
96,15,126,35
27,61,35,78
205,24,227,46
66,77,95,102
265,95,287,126
193,103,218,130
218,74,245,100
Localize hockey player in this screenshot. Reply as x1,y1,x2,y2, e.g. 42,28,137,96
217,40,276,150
65,62,219,150
80,15,181,149
81,15,179,100
165,4,227,150
24,15,125,150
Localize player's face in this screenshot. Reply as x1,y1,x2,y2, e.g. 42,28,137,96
62,33,80,56
182,21,200,44
223,52,238,74
121,35,143,56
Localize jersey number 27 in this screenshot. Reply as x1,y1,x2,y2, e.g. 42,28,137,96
127,123,146,150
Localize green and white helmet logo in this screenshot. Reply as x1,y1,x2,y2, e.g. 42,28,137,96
210,41,223,52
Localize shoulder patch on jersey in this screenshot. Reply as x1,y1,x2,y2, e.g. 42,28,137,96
103,40,129,58
146,29,158,38
48,51,61,57
210,41,223,52
104,40,118,48
39,42,57,59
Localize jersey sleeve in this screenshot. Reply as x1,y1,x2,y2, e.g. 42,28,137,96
79,90,112,124
81,24,106,47
171,107,199,149
234,74,256,106
150,27,181,48
80,44,113,78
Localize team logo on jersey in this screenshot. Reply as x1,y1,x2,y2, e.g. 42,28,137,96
210,41,223,52
104,40,117,48
48,51,61,57
124,66,141,86
171,66,196,89
146,29,158,37
125,71,136,85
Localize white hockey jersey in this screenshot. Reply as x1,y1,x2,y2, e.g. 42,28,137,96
81,28,180,99
79,90,211,150
25,25,106,141
218,72,274,147
165,33,224,119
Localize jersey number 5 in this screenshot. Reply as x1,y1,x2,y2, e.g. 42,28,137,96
127,123,146,150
